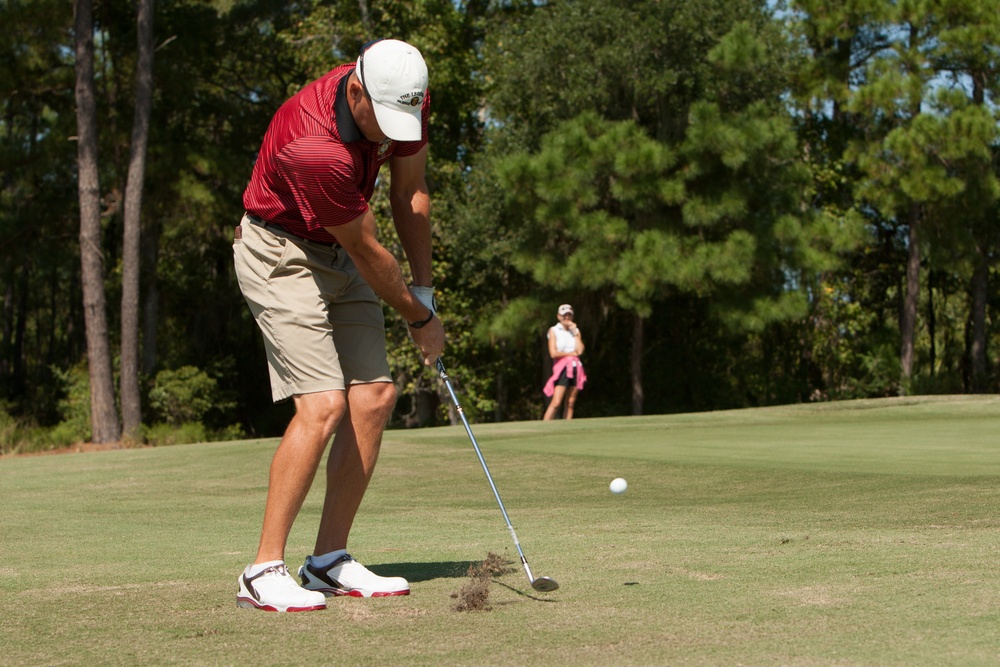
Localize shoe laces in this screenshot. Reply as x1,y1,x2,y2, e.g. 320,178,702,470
260,563,292,579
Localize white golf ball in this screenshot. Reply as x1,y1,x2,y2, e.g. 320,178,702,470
609,477,628,494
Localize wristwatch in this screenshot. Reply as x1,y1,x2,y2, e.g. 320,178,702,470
408,309,435,329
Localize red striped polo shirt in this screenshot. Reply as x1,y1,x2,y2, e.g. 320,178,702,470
242,63,430,244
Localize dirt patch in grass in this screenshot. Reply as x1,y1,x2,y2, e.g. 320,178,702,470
451,552,512,612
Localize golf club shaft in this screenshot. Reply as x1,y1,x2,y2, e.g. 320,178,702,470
435,359,536,584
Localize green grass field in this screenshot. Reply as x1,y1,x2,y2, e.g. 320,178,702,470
2,395,999,666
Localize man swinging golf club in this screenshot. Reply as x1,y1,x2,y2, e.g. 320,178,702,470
233,39,444,612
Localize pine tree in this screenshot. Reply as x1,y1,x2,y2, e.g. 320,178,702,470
491,3,852,414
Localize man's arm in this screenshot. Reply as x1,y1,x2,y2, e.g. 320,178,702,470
326,208,444,365
388,144,432,287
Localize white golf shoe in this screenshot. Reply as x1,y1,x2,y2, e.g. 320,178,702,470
236,562,327,612
299,551,410,598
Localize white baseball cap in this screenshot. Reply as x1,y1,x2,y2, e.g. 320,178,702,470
356,39,428,142
558,304,574,316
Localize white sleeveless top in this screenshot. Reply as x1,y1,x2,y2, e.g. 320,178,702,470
548,323,579,354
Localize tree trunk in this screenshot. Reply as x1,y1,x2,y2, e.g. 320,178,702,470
75,0,121,443
11,271,28,398
120,0,155,440
495,341,507,422
140,213,161,376
899,204,920,393
631,312,644,415
1,279,12,391
969,248,988,393
926,269,935,378
968,76,989,394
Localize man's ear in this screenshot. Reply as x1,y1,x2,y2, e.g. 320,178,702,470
347,74,364,103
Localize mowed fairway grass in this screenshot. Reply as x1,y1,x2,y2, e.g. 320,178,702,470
2,395,1000,666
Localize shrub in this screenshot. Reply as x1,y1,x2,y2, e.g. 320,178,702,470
144,422,208,447
0,409,20,455
51,363,92,444
142,421,246,447
212,423,247,442
0,409,70,455
148,366,231,426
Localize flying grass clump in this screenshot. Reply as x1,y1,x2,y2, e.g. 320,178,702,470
451,552,511,612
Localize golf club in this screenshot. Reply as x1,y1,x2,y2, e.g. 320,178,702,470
435,358,560,593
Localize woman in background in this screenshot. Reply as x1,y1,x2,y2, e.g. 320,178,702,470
543,304,587,420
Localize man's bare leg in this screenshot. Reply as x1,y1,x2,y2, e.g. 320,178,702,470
313,381,397,556
254,390,346,564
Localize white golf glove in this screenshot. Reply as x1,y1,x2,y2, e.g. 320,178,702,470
406,285,437,346
411,285,437,314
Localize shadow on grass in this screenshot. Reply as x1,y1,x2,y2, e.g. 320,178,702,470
367,561,478,582
494,580,560,602
368,561,561,601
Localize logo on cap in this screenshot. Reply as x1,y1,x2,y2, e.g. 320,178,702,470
398,92,423,107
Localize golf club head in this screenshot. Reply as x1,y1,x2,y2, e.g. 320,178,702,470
531,576,559,592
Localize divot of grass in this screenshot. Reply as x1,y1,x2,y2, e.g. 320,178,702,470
450,552,512,612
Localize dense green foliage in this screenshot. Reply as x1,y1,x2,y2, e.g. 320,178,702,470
0,0,997,445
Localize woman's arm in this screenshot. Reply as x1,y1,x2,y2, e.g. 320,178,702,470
547,328,559,360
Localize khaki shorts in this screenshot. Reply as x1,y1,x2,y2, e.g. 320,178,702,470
233,213,391,402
